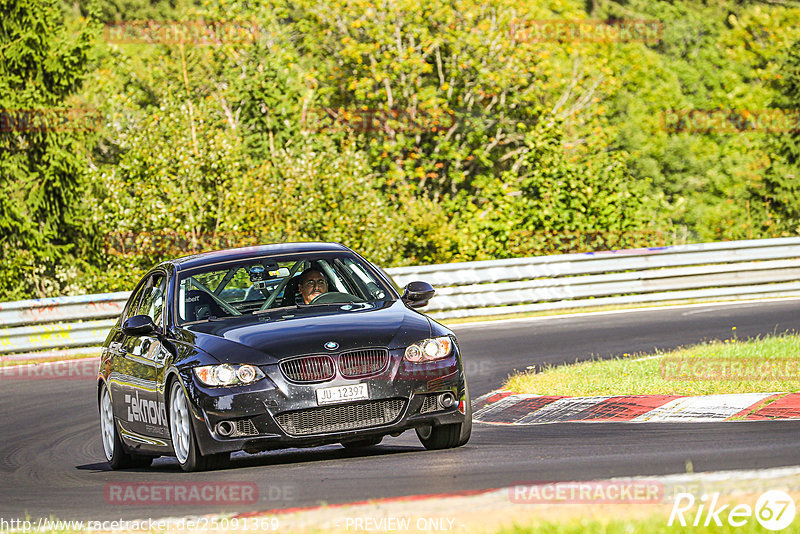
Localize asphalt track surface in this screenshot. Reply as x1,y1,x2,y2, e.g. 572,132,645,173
2,299,800,521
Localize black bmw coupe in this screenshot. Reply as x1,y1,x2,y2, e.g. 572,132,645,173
97,242,471,471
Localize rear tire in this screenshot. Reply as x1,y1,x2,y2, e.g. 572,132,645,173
169,380,230,472
99,383,154,469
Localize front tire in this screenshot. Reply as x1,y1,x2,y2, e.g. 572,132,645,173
416,423,461,450
458,378,472,447
99,383,153,469
169,380,229,472
417,380,472,450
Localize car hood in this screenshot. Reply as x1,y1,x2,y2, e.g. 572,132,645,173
179,300,432,365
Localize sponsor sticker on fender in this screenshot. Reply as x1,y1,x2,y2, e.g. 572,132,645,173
125,391,167,426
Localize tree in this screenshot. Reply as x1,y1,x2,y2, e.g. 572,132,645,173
760,38,800,235
0,0,98,299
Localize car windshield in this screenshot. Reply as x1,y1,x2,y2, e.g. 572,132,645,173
175,253,394,325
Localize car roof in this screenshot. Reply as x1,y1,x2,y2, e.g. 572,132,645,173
163,242,352,271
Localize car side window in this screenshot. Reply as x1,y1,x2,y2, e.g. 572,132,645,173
337,258,387,300
137,274,167,328
122,283,147,322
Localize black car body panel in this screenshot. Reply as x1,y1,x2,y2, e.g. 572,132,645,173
185,299,433,360
97,242,470,468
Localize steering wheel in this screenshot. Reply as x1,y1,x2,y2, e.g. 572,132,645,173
309,292,365,304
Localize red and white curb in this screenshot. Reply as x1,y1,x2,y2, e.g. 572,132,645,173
473,390,800,424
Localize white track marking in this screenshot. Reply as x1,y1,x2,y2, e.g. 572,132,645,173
513,396,613,424
632,393,777,422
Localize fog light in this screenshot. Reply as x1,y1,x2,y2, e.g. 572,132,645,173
439,392,455,408
216,421,235,437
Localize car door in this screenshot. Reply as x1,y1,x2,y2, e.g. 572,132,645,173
116,272,171,443
106,279,147,437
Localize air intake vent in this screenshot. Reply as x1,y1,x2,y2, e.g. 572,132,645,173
339,348,389,378
420,394,441,414
232,419,259,437
275,399,405,436
280,355,336,383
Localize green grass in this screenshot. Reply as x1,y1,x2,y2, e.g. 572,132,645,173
494,516,800,534
503,333,800,396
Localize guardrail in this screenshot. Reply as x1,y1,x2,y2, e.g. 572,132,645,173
389,237,800,319
0,292,129,360
2,237,800,359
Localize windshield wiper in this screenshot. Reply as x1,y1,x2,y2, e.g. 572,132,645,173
207,315,233,321
182,314,236,325
253,305,296,315
298,301,357,308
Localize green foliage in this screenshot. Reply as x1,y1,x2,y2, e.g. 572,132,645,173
0,0,98,299
577,0,800,241
221,136,458,267
288,0,563,196
448,120,665,259
760,38,800,236
4,0,800,300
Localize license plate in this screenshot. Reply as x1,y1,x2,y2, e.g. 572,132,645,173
316,383,369,406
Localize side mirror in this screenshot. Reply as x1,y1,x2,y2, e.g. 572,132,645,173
402,281,435,309
122,314,159,337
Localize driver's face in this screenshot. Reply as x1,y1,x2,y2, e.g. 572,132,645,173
299,270,328,304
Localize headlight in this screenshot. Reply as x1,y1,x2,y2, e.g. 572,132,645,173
194,364,265,387
404,336,453,362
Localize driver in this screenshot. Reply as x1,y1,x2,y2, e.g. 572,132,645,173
298,268,329,304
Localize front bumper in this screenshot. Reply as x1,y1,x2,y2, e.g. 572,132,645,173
183,348,468,456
